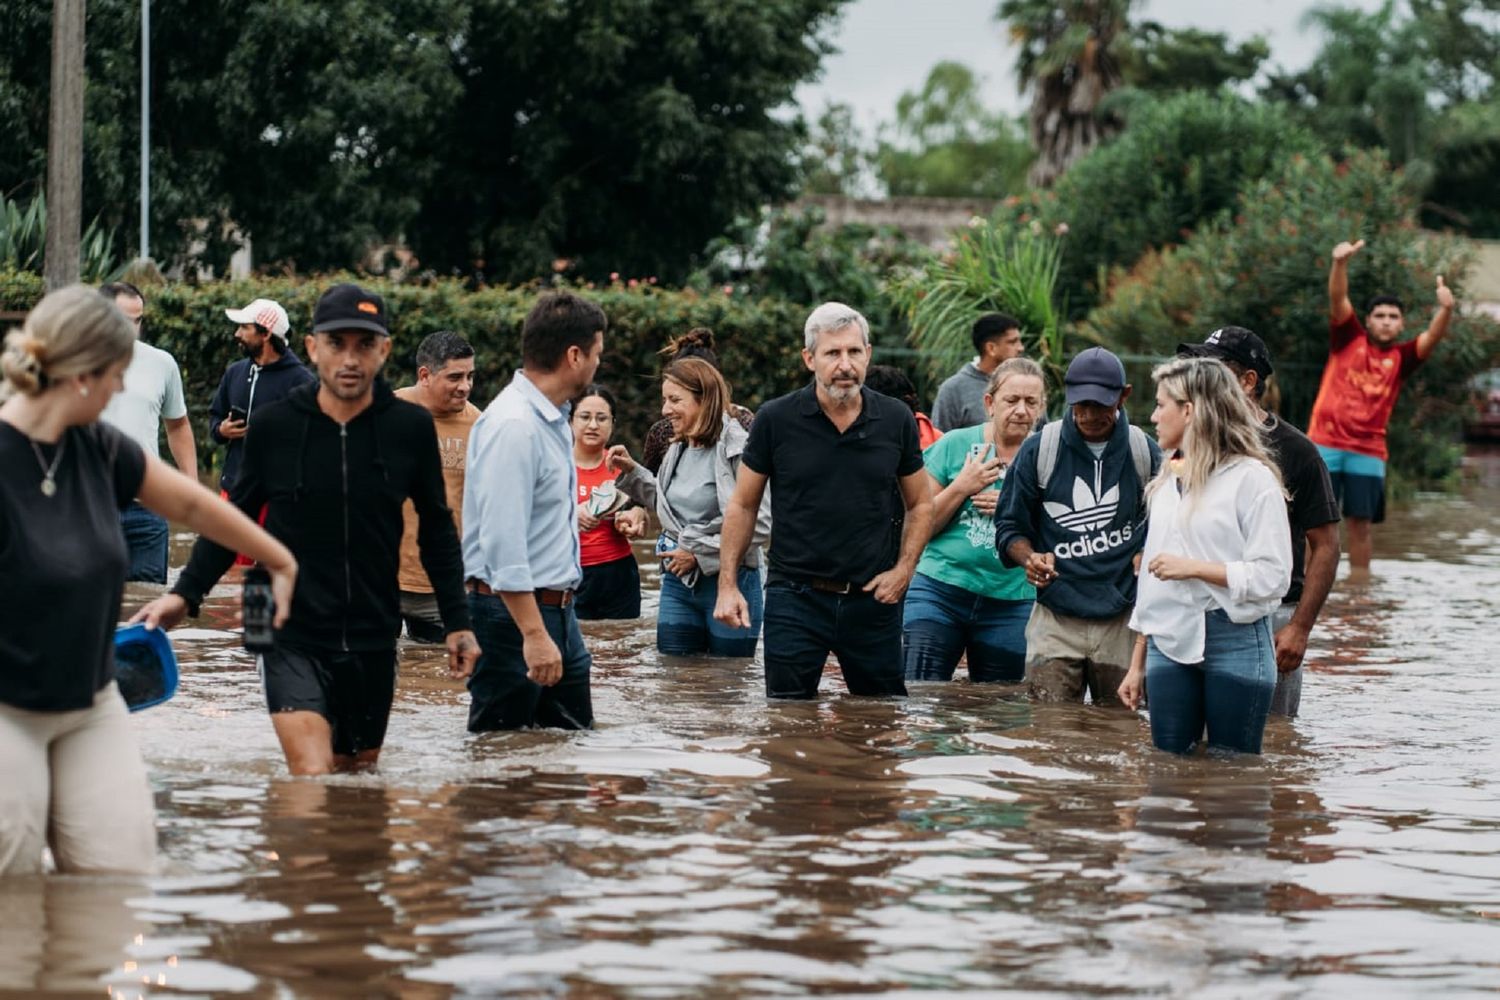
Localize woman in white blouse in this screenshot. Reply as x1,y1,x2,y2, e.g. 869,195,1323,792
1118,356,1291,754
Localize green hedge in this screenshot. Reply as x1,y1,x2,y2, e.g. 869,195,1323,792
0,271,815,474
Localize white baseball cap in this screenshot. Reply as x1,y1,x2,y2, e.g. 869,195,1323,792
225,298,290,337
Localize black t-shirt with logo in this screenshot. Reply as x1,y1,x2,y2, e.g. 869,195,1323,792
1265,414,1340,604
0,420,146,711
742,383,923,584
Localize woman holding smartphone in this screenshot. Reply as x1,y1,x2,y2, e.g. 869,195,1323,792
903,358,1046,683
1118,356,1290,754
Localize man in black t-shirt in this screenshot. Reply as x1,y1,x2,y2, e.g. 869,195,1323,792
713,302,933,699
1179,327,1341,717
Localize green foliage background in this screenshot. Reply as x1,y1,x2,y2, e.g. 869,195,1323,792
1085,149,1500,488
0,271,813,474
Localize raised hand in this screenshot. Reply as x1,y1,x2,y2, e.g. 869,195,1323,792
1436,274,1455,310
1331,239,1365,264
604,444,636,475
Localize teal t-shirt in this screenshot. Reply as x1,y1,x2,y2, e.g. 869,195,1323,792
915,425,1035,601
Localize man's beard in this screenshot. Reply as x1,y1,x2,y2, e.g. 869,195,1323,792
819,375,862,403
240,339,261,360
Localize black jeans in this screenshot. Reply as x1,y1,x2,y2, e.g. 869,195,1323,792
762,579,906,699
466,592,593,731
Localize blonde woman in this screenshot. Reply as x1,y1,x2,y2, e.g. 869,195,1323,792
0,285,295,875
904,358,1046,683
1119,356,1291,754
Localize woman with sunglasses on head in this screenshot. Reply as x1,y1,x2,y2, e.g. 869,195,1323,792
1118,356,1291,755
0,285,295,875
903,358,1046,684
571,384,649,620
607,358,772,656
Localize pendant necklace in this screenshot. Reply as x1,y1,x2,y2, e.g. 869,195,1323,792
30,435,65,498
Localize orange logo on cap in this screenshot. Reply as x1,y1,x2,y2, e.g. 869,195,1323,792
357,302,379,315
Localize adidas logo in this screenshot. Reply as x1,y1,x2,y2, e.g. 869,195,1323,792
1045,477,1119,533
1044,476,1134,560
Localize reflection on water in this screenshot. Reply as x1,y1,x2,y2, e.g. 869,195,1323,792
9,452,1500,996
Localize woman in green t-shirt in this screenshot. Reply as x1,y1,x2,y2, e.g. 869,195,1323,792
904,358,1046,683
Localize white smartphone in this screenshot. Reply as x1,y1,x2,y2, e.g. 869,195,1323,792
968,441,995,463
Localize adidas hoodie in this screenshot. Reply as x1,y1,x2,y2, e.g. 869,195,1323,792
995,410,1161,620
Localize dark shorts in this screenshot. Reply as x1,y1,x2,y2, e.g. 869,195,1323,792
258,643,398,756
1317,446,1386,523
575,555,642,621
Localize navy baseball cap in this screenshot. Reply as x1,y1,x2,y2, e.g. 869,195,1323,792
1064,347,1128,406
1177,325,1273,381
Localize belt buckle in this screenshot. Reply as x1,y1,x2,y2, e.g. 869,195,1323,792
559,589,574,609
832,580,852,595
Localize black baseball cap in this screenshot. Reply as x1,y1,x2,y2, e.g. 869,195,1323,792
1064,346,1128,406
312,283,389,336
1177,326,1272,380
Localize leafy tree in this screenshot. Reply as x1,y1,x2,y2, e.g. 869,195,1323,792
1261,0,1500,236
872,61,1033,198
993,90,1324,315
1126,23,1269,93
409,0,846,284
0,0,844,278
995,0,1135,187
802,102,870,197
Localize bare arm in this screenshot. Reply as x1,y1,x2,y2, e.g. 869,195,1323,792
130,455,296,629
863,468,933,604
1415,275,1455,361
1329,240,1364,324
1276,522,1339,672
164,414,198,482
712,467,768,629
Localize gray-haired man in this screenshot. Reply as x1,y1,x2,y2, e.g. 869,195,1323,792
715,302,933,699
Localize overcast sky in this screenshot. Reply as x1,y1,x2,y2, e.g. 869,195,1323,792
797,0,1386,129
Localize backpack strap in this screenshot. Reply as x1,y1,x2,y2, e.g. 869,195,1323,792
1127,424,1151,491
1036,420,1062,491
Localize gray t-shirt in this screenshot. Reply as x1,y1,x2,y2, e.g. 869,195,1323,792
663,444,720,531
931,361,990,432
100,340,188,458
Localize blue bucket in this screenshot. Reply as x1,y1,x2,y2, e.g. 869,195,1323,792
113,623,179,712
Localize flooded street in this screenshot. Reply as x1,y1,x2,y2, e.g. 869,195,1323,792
7,453,1500,997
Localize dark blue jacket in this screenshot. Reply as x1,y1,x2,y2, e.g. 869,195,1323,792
208,349,317,491
994,410,1161,619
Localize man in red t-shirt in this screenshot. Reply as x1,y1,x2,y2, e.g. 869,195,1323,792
1307,239,1454,576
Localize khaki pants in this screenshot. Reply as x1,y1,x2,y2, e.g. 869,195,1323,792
0,684,156,875
1023,603,1137,706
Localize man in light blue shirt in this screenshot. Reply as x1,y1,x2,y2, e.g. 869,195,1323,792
463,291,607,731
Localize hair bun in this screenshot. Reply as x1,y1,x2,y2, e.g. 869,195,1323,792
1,332,49,395
680,327,714,350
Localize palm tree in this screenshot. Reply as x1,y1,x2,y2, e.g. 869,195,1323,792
997,0,1136,187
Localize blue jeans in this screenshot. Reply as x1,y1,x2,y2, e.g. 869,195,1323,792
658,566,763,657
902,573,1030,683
119,502,168,584
1145,609,1275,754
762,579,906,699
466,593,593,731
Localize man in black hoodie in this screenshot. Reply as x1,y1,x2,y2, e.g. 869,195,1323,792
137,283,480,775
208,297,316,496
995,347,1161,706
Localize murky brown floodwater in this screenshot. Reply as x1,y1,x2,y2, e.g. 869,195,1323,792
6,452,1500,998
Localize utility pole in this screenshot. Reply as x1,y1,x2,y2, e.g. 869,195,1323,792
140,0,150,261
44,0,86,290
